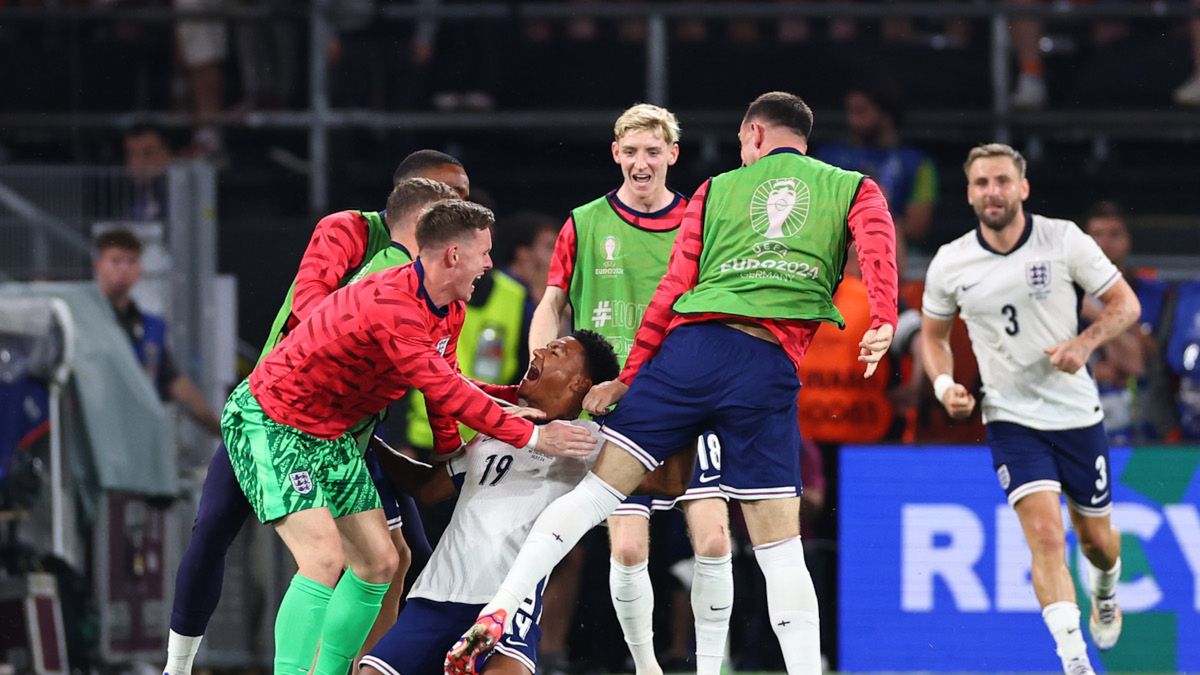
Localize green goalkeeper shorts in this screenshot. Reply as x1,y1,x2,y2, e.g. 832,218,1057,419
221,379,380,523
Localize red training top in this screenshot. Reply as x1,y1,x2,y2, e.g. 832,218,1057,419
251,260,527,453
620,177,899,384
290,210,374,332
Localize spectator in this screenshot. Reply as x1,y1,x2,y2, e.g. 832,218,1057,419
232,0,300,110
174,0,228,157
1009,0,1048,109
1084,201,1177,441
123,124,174,222
93,229,222,435
816,79,938,247
1174,0,1200,106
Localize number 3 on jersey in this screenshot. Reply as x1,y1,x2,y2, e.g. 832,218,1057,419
1002,304,1019,336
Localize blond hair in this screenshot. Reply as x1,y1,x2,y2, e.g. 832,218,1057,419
613,103,681,145
963,143,1027,178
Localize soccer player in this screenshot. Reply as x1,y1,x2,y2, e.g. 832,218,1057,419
162,154,465,675
223,200,596,675
359,331,624,675
447,91,898,675
530,103,732,675
919,143,1138,675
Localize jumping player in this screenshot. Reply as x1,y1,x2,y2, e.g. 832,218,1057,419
920,143,1137,675
448,91,898,675
530,103,732,675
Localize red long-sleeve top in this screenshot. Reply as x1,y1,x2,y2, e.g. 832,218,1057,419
619,177,899,385
289,210,375,330
251,260,526,453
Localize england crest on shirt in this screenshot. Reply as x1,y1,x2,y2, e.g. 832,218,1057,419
435,337,450,356
1026,260,1051,298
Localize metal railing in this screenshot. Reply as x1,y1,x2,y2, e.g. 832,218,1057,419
2,1,1199,211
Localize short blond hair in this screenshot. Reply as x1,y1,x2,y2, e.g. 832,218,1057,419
614,103,681,145
964,143,1026,178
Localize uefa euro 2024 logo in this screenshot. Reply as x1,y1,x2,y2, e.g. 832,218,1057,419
751,177,810,240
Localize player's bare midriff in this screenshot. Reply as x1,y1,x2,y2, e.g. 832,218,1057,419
719,318,779,345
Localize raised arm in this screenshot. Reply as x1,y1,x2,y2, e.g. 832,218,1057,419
292,211,369,323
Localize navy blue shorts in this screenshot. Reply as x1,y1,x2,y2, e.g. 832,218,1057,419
361,580,546,675
986,421,1113,516
364,447,403,530
602,323,803,500
614,431,728,517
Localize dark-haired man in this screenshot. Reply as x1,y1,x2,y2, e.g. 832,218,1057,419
393,149,470,198
360,331,623,675
449,91,899,675
93,229,222,433
222,200,596,675
123,125,174,222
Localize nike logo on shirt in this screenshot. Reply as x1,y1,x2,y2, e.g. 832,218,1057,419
1091,491,1110,505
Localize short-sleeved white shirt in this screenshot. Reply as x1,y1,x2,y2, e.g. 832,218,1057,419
408,419,603,605
922,214,1121,430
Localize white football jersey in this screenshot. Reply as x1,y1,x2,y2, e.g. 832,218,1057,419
408,419,603,604
922,214,1121,430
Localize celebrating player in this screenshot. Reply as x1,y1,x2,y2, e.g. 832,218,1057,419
447,91,898,675
163,161,462,675
359,331,625,675
530,103,732,675
222,200,596,675
919,143,1138,675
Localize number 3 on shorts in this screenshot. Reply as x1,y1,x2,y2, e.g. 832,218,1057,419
1094,455,1108,492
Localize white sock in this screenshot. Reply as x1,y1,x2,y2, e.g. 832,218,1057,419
1042,601,1088,659
754,536,821,674
163,630,203,675
484,472,625,628
610,559,661,675
692,553,732,675
1089,557,1121,598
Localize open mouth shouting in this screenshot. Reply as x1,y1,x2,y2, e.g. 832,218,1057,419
523,353,544,383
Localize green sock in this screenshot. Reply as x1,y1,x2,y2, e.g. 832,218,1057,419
312,568,390,675
274,574,335,675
